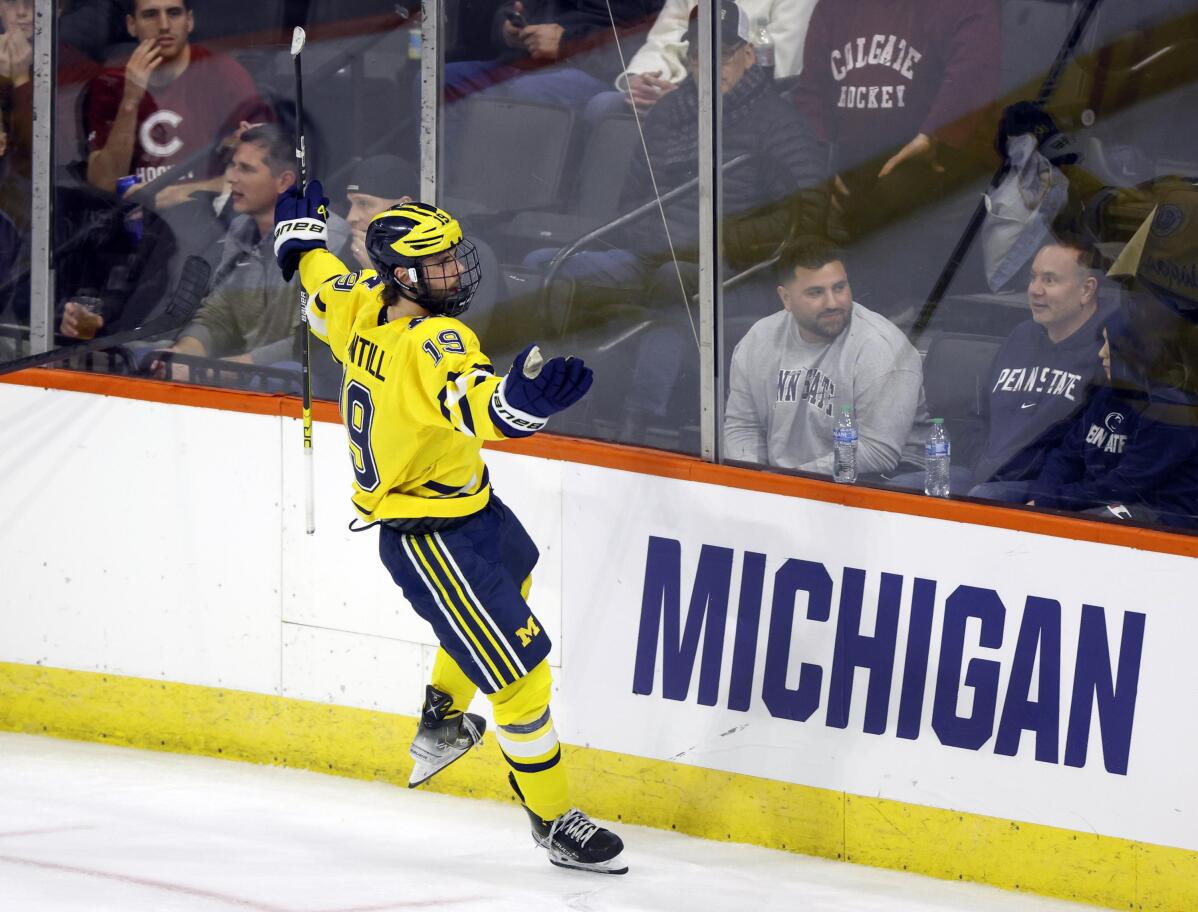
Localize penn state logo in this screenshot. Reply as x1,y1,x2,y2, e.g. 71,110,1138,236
1104,411,1126,433
1151,204,1185,239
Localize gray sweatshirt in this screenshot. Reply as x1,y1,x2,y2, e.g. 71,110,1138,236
724,303,929,474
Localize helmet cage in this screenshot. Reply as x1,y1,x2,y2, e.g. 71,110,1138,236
395,238,482,318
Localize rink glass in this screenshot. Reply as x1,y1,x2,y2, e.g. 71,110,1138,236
2,0,1196,534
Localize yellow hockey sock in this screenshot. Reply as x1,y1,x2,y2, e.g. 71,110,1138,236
489,660,569,821
429,647,478,715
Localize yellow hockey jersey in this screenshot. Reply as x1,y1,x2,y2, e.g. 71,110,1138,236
298,248,530,523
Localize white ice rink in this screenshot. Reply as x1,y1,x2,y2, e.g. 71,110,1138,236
0,732,1097,912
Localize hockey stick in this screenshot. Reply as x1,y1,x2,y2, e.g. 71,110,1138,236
291,25,316,536
0,255,212,378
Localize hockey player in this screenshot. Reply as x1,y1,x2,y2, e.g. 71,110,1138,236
272,180,626,875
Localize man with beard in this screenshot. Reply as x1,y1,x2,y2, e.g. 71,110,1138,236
724,237,929,475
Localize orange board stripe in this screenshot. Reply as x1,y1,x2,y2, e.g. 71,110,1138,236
5,368,1197,559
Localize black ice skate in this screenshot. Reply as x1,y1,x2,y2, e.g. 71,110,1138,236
508,772,628,875
407,685,485,788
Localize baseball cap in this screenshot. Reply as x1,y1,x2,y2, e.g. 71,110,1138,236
345,155,419,199
1107,186,1198,315
684,0,751,57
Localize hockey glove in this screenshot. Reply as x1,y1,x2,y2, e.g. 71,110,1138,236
995,101,1081,168
489,344,594,438
273,180,330,281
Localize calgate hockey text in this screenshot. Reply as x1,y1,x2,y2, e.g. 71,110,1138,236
632,536,1145,775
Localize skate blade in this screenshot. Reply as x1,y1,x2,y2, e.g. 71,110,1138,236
548,853,628,876
407,747,472,789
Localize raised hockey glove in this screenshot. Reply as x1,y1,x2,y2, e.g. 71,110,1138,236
273,179,330,281
489,344,594,438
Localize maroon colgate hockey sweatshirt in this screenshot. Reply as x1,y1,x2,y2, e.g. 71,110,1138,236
792,0,1000,174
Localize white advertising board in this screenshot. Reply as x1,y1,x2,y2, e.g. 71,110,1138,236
556,464,1197,852
1,383,1194,858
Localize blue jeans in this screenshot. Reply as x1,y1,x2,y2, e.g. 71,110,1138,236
444,60,608,107
522,246,651,290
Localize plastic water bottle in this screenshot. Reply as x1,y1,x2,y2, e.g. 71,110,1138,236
924,419,952,497
833,406,858,484
752,17,775,75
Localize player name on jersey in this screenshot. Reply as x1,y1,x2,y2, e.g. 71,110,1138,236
348,332,388,381
632,535,1145,776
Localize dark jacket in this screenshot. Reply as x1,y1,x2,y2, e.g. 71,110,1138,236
1033,384,1198,529
492,0,664,83
974,306,1110,484
0,183,176,335
621,66,829,270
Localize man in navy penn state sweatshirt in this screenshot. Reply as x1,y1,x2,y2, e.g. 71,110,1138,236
970,241,1110,492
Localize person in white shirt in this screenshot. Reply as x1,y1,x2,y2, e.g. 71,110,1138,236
584,0,818,123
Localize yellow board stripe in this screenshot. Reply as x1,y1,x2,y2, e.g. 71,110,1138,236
406,537,506,688
0,661,1194,912
422,534,521,683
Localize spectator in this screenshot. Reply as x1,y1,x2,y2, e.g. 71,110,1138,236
84,0,272,207
338,154,501,331
1,181,175,341
150,124,348,375
724,236,929,475
529,1,826,293
339,155,419,271
968,239,1112,499
442,0,664,109
0,0,99,184
791,0,1000,315
585,0,818,122
526,1,828,435
1023,317,1198,529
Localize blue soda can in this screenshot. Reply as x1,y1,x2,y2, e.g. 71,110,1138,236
116,174,138,198
116,175,144,245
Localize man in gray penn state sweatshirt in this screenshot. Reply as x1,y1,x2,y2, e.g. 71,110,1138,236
724,238,928,474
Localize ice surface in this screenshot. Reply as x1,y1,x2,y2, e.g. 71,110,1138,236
0,733,1094,912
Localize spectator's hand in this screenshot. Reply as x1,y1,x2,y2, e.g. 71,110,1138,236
829,174,851,215
626,72,677,112
220,120,265,150
149,348,189,382
995,101,1080,167
0,30,32,85
273,180,330,281
878,133,937,180
151,182,204,209
0,126,7,159
521,23,565,61
502,2,526,48
224,353,254,364
123,39,164,99
60,301,105,341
